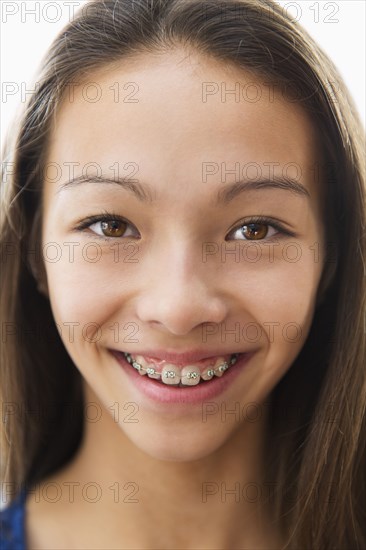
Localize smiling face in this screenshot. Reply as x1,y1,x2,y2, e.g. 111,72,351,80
40,50,325,461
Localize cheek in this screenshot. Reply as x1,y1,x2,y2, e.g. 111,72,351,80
44,248,136,356
226,245,322,358
230,240,321,312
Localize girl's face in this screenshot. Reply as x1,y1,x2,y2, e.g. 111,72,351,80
41,51,325,461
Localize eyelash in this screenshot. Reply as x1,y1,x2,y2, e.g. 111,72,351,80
74,212,295,241
226,215,295,241
75,211,139,239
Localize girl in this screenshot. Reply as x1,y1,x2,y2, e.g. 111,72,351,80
1,0,365,548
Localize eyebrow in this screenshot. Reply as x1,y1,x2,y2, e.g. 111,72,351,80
56,174,311,203
57,175,154,202
216,176,311,204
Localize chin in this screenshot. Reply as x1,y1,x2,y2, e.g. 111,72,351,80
120,422,230,463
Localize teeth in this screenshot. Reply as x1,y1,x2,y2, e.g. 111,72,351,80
212,357,227,377
124,352,239,386
181,365,201,386
132,359,144,375
134,355,147,376
145,365,160,379
161,365,180,385
201,367,215,381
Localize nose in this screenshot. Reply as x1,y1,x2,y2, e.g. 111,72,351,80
135,247,228,336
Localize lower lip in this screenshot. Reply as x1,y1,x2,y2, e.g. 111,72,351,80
109,350,255,405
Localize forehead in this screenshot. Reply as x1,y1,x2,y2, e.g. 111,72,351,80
45,50,321,204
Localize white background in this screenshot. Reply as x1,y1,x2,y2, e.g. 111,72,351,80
1,0,365,150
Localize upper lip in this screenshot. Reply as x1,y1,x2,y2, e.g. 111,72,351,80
111,348,248,364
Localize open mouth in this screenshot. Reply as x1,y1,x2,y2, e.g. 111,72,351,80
123,351,240,387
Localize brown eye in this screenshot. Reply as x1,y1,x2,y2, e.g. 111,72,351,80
100,220,127,238
241,223,268,240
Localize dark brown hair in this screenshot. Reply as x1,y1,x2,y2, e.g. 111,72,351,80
1,1,365,548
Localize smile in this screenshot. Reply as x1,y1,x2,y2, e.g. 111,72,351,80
123,352,239,387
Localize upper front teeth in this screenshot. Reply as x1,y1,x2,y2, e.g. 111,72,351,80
124,352,238,386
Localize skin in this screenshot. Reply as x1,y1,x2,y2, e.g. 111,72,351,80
26,50,325,549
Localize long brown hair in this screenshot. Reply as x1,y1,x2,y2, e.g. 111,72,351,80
1,1,365,547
